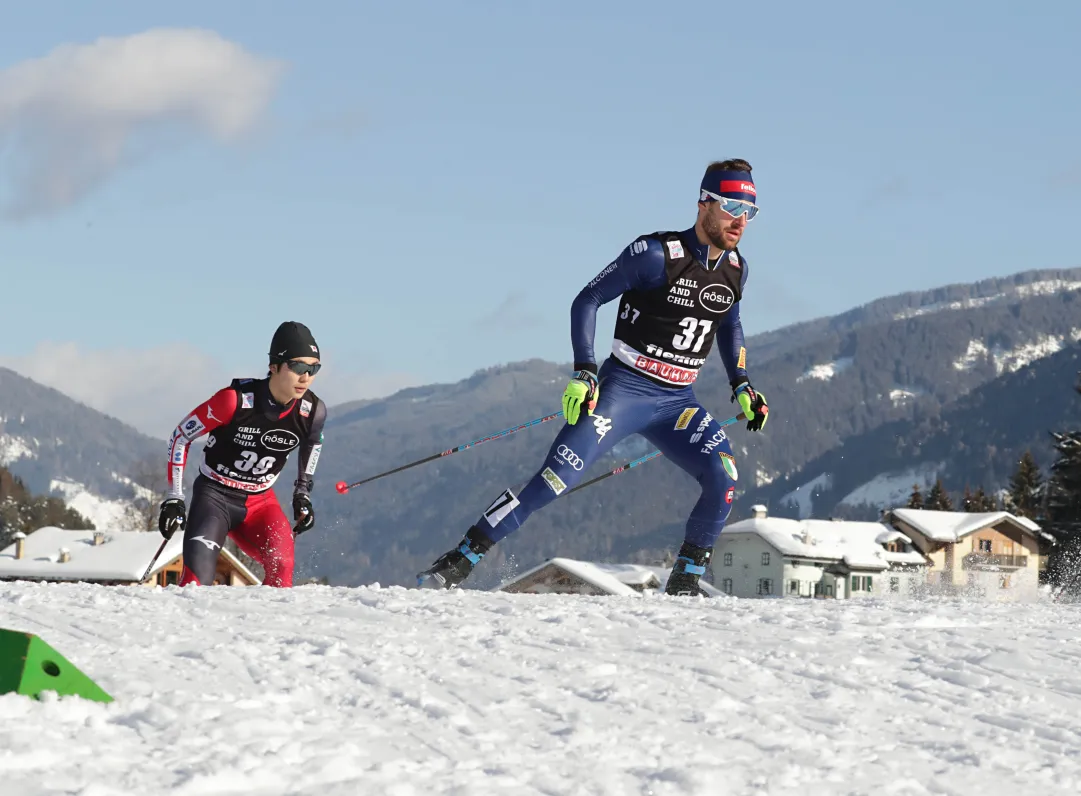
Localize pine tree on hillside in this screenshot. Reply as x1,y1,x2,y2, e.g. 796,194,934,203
907,484,924,509
926,478,954,511
1044,378,1081,592
962,485,976,512
1007,450,1044,519
1045,431,1081,589
972,486,997,512
0,467,95,550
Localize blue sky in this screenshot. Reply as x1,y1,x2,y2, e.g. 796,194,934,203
2,0,1079,435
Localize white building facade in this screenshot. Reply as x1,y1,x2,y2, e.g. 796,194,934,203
713,506,929,599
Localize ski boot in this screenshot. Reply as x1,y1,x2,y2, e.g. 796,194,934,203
416,526,495,589
665,541,713,597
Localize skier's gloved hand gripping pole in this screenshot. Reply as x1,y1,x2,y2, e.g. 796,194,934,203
334,411,565,494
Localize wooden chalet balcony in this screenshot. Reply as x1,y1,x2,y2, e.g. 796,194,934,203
962,553,1028,570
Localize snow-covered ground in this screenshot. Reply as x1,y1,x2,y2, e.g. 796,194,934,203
952,331,1081,375
779,472,833,518
3,584,1081,795
838,463,946,510
0,433,36,466
48,478,142,531
795,357,854,384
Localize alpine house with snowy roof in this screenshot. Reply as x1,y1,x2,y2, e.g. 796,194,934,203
0,527,259,587
713,506,930,599
493,557,726,598
880,507,1044,595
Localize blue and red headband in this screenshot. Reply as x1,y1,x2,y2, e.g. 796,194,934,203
700,169,757,205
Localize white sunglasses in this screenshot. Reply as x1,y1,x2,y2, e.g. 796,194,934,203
700,189,759,220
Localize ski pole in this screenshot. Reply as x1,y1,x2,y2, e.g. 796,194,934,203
564,450,664,496
564,411,747,496
335,410,565,494
140,536,170,584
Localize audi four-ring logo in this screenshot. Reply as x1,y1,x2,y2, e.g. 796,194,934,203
557,445,584,470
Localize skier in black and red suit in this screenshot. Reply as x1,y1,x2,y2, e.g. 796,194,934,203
158,321,327,587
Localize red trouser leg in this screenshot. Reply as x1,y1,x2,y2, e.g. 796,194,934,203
231,492,296,588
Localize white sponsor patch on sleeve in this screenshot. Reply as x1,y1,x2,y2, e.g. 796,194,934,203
666,239,685,259
181,415,205,440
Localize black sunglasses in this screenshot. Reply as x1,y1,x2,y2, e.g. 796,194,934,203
283,360,321,377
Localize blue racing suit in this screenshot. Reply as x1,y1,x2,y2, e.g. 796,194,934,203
474,226,750,551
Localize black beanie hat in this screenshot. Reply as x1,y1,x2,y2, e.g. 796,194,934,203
269,321,320,363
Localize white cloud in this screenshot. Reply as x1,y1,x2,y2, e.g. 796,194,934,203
0,342,420,439
0,341,231,438
0,28,285,219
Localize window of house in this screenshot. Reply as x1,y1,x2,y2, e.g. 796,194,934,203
890,577,899,593
724,552,733,566
722,578,733,594
978,539,992,553
165,570,179,586
851,576,860,592
757,578,772,595
789,579,799,595
761,552,770,566
865,576,873,591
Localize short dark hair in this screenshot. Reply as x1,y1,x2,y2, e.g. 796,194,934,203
704,159,752,176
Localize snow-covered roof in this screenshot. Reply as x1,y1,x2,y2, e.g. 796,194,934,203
0,527,258,584
1015,515,1041,532
494,558,725,598
496,558,645,596
723,517,928,571
889,508,1042,543
875,529,913,546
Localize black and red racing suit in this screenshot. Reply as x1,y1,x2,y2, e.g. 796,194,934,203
166,376,326,587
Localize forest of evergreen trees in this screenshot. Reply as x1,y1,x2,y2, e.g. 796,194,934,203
903,377,1081,592
0,466,95,551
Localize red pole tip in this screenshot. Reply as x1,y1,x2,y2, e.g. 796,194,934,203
335,481,349,494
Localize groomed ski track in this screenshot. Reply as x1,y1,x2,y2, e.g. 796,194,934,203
1,582,1080,795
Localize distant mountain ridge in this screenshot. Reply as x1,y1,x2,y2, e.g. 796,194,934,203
0,367,161,496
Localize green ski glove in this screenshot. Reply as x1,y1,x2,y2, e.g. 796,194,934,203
562,369,599,425
731,376,769,432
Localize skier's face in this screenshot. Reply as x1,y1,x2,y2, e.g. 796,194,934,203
271,356,320,399
699,200,748,250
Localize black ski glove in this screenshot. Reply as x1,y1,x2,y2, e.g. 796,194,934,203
292,493,315,536
158,498,186,539
731,376,769,432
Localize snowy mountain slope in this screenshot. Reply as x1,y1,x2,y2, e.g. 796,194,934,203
0,368,161,511
1,582,1080,795
741,266,1081,364
751,343,1081,519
